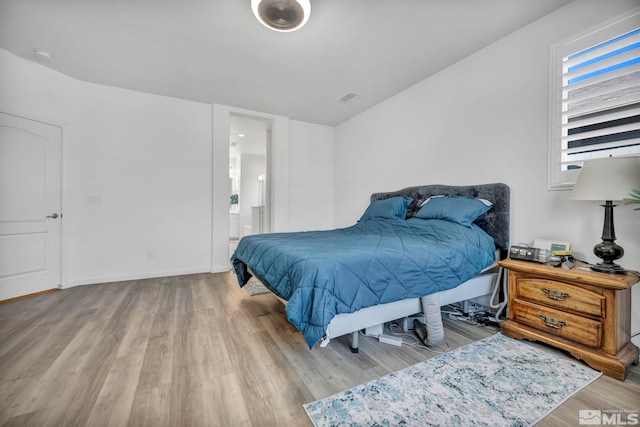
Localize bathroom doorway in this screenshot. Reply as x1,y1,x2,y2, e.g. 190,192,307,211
229,114,271,249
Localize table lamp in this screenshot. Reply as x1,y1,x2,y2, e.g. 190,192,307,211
569,156,640,274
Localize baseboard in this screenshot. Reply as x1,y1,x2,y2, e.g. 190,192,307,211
64,267,211,288
0,288,59,304
211,265,231,274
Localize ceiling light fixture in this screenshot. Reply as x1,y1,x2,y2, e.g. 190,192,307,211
251,0,311,32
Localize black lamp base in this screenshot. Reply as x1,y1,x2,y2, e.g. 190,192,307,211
590,262,627,275
591,201,626,275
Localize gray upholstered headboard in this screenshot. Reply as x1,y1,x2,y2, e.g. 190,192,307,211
370,183,510,252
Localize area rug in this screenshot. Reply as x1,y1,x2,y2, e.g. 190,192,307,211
243,279,271,296
303,333,601,427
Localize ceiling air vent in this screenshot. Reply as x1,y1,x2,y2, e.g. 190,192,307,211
337,92,359,104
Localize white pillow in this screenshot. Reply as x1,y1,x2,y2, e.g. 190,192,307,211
419,195,492,208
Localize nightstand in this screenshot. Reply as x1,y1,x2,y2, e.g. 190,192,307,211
499,259,639,381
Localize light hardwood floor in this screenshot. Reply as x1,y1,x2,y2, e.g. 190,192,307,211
0,272,638,426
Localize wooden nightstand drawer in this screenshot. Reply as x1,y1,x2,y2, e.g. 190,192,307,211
515,278,605,318
513,299,602,348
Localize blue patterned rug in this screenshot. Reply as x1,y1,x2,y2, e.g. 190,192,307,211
304,333,601,427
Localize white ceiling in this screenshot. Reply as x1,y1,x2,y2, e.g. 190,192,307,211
0,0,572,126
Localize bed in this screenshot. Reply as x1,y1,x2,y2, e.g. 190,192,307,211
231,183,510,351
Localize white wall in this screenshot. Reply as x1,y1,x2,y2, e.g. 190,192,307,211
0,48,213,286
334,0,640,341
67,85,213,284
289,120,335,231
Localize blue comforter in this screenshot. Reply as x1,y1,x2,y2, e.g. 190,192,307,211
231,218,495,349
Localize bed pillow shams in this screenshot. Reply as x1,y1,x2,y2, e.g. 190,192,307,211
359,196,413,221
415,195,492,227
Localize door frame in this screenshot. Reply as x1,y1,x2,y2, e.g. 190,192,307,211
211,104,289,273
0,109,67,291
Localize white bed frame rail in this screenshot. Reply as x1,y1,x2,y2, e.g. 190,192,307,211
323,266,500,352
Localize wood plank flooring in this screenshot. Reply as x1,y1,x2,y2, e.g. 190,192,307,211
0,272,638,426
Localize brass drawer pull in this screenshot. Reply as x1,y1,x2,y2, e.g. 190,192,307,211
541,288,570,301
538,315,567,329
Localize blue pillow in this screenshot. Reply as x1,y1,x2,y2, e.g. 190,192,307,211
415,195,492,227
359,196,413,221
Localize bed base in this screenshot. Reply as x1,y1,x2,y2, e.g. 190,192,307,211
323,266,500,352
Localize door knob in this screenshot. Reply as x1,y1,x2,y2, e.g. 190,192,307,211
46,213,59,219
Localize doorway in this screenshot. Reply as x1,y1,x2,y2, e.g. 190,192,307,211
212,104,288,273
228,114,271,255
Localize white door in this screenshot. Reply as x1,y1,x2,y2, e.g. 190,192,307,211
0,112,62,300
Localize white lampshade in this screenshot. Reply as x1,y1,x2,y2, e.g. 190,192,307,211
251,0,311,32
569,156,640,201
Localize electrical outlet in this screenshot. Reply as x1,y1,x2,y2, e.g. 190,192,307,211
145,251,154,260
87,195,102,204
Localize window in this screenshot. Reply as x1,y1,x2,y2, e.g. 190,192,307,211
548,8,640,189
